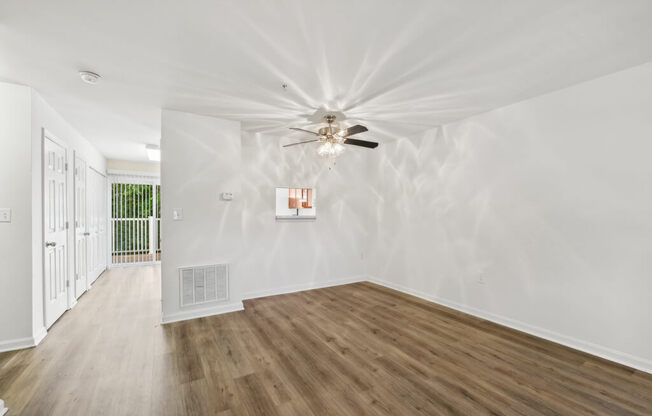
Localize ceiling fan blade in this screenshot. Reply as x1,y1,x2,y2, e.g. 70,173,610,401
341,124,368,137
343,138,379,149
282,139,320,148
289,127,320,136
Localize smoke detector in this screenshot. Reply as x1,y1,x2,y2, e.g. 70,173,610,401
79,71,101,85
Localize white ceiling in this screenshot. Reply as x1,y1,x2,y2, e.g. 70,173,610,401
1,0,652,161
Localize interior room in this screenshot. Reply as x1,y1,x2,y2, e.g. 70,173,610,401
1,1,651,415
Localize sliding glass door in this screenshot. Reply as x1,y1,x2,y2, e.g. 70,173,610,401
109,175,160,267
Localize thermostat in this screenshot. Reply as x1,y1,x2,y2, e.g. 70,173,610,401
221,192,233,201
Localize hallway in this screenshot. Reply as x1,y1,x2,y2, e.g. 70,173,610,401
0,266,164,415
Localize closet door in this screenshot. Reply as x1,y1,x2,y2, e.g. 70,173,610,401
87,168,107,284
74,156,88,298
43,135,68,328
98,172,107,271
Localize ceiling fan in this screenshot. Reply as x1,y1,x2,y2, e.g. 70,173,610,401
283,114,378,157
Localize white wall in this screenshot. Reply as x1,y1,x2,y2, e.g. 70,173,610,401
239,132,369,299
366,62,652,372
0,83,33,347
160,110,244,322
160,110,370,322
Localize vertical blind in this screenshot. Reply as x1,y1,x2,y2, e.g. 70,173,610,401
109,174,161,266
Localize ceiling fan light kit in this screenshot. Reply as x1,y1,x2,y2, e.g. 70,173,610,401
317,141,345,157
284,114,378,162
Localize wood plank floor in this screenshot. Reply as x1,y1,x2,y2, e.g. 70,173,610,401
1,266,650,415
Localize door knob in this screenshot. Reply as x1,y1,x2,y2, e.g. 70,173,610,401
45,241,57,247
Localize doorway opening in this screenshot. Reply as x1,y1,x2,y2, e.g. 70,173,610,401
109,175,161,267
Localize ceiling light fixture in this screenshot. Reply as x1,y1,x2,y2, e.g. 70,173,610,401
317,141,345,157
79,71,101,84
284,114,378,160
145,144,160,161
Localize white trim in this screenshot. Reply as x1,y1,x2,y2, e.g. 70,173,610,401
243,275,366,300
161,301,244,324
72,151,86,304
0,326,47,353
33,326,47,346
0,398,8,416
107,170,160,181
107,168,159,176
0,336,34,353
368,277,652,375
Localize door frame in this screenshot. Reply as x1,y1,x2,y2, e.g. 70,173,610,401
73,152,88,301
41,128,71,327
88,166,107,284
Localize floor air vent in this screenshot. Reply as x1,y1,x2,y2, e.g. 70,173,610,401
179,264,228,307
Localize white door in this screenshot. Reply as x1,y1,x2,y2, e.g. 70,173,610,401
74,156,87,298
43,136,68,328
98,172,107,272
88,168,107,284
87,168,97,283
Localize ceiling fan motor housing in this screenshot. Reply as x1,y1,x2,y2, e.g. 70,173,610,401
319,114,343,139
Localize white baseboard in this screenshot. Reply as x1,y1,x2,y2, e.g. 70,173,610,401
242,275,366,301
368,277,652,375
161,301,244,324
0,326,48,353
0,336,33,353
33,326,47,346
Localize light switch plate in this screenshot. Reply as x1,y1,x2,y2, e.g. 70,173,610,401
173,208,183,221
0,208,11,223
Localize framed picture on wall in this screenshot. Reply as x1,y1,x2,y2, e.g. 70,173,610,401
275,187,316,220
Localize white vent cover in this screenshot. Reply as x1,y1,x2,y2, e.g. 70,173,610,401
179,264,228,307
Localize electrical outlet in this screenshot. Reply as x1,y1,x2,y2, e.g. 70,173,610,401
0,208,11,223
476,275,486,285
173,208,184,220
